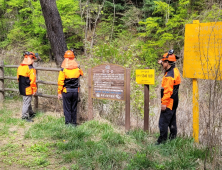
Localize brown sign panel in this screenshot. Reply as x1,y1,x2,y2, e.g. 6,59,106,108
92,64,126,101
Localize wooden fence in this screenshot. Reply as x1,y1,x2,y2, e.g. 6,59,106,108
0,61,61,110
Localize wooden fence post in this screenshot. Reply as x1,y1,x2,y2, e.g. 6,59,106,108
77,63,81,124
0,61,4,101
34,63,38,112
144,84,149,132
125,68,130,131
144,67,150,132
88,68,93,120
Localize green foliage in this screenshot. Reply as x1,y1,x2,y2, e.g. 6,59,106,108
28,143,49,153
57,0,84,49
0,104,214,169
102,131,125,145
4,61,17,77
131,83,144,118
142,0,162,18
153,1,175,17
190,0,205,11
139,0,190,57
127,152,153,170
128,129,148,143
0,108,20,126
199,4,222,22
2,0,49,58
104,1,125,12
152,138,207,169
33,156,49,167
0,0,83,60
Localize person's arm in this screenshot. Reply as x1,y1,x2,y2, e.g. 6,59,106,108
158,60,162,65
58,70,65,99
161,77,174,109
29,68,37,95
79,68,83,76
17,67,19,82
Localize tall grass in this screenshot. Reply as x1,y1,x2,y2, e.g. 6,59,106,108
23,112,209,169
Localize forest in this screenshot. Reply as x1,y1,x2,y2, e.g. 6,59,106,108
0,0,222,169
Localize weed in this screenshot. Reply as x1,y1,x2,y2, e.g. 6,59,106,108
70,164,79,170
0,125,9,136
128,129,148,143
0,143,19,152
98,149,128,169
0,151,9,156
154,138,207,169
102,131,125,145
0,108,21,126
0,102,213,170
28,143,49,153
126,152,153,170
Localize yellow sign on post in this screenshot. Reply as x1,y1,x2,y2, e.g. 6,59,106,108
136,69,155,85
184,20,222,143
183,20,222,80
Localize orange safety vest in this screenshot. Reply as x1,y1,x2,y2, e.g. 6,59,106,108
58,68,83,94
161,65,181,110
17,64,37,96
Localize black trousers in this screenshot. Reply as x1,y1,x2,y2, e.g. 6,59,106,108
62,92,78,124
157,108,177,143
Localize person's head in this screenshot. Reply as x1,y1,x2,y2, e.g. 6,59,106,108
161,50,178,70
61,50,78,69
64,50,75,59
21,52,41,65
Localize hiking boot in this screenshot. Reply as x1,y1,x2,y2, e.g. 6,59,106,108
22,117,34,122
72,123,77,127
65,123,77,127
155,142,161,145
29,113,36,118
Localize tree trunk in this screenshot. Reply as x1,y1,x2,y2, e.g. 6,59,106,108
40,0,67,66
90,0,106,51
84,0,89,56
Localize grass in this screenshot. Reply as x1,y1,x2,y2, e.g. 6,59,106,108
0,99,210,170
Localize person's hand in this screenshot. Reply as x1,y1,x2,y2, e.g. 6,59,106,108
33,92,36,96
161,104,166,111
158,59,162,65
58,94,62,100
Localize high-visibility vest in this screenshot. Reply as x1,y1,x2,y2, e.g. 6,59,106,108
58,68,83,94
161,65,181,110
17,64,37,96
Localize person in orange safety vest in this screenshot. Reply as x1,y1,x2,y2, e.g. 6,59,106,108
17,52,41,122
58,50,83,126
156,49,181,145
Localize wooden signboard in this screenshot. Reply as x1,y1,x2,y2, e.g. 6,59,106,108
91,64,126,101
88,64,131,131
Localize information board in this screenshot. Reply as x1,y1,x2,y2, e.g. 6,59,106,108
92,64,126,101
183,21,222,80
136,69,155,85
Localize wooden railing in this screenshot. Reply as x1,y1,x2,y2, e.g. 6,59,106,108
0,61,61,110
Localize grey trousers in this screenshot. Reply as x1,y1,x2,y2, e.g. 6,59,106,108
22,95,34,118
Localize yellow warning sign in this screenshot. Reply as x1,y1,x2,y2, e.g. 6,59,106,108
183,20,222,80
136,69,155,85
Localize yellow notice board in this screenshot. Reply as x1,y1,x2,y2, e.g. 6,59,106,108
183,21,222,80
136,69,155,85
